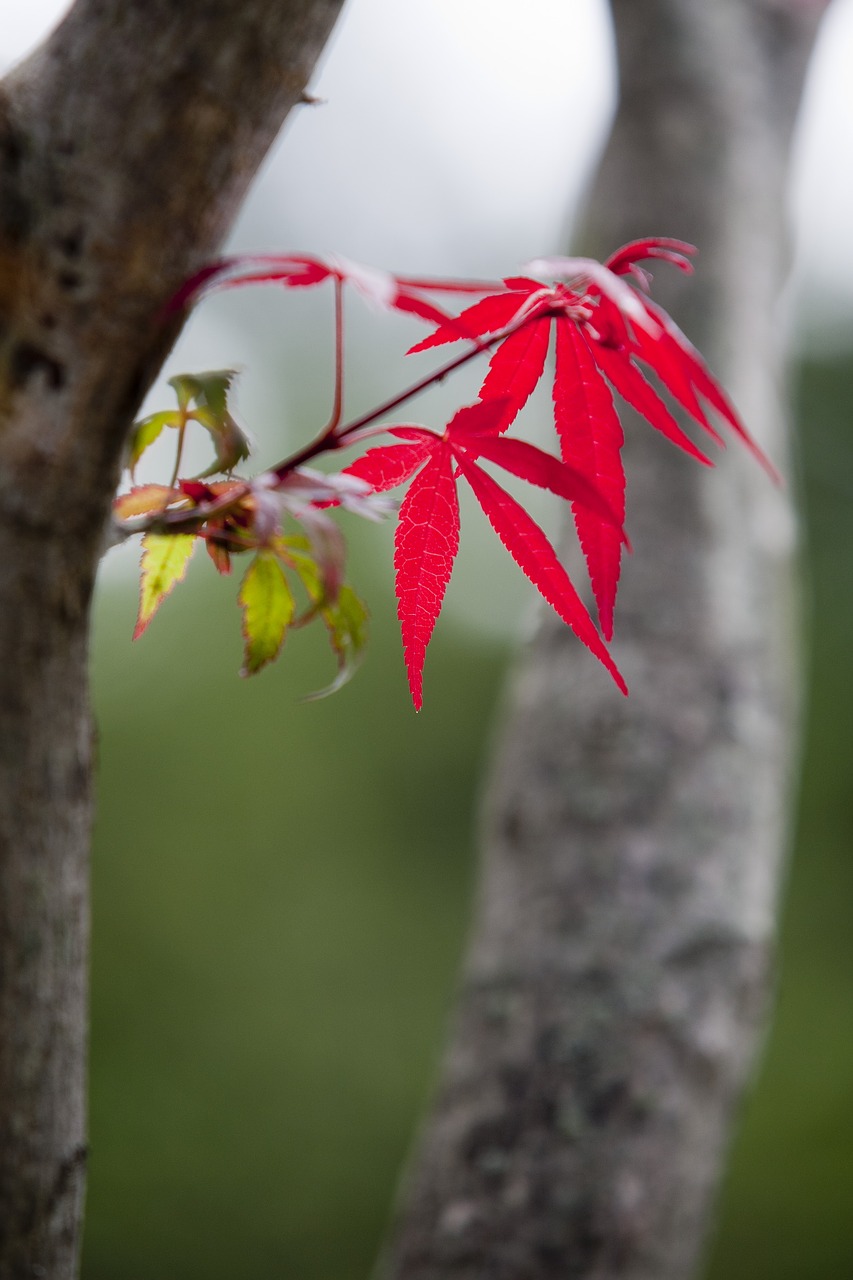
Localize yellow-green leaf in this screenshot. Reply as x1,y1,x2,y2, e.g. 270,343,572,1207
192,409,252,476
303,586,369,700
276,536,324,607
134,533,196,639
113,484,183,520
238,551,295,676
127,411,181,477
169,369,237,418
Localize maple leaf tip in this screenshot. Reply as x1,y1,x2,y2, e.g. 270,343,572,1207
407,672,424,712
604,650,629,697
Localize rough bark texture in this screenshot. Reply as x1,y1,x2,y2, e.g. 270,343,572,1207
0,2,346,1276
382,3,823,1279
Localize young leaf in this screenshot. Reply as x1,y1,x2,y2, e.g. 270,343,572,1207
168,370,252,477
126,411,181,477
169,370,237,418
394,444,460,710
454,452,627,695
525,255,659,336
305,585,369,699
604,237,696,279
205,539,232,575
238,550,295,675
193,407,252,476
295,507,347,604
134,532,197,639
276,536,324,608
113,484,183,520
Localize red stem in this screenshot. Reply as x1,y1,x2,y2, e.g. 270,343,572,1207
270,304,552,480
394,274,505,294
323,274,345,435
123,301,556,535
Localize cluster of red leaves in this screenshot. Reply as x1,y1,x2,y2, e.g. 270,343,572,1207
343,401,628,706
127,239,770,709
338,240,771,708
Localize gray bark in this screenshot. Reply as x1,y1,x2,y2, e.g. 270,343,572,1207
0,2,346,1276
382,3,823,1279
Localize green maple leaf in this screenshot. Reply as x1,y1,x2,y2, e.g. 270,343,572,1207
134,532,197,638
238,550,296,676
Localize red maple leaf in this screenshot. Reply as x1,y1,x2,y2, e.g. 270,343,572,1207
405,239,775,635
553,319,625,641
408,278,552,432
168,252,464,328
394,444,460,711
150,241,772,708
344,400,626,709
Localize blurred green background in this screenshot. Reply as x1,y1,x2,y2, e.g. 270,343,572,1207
80,350,853,1279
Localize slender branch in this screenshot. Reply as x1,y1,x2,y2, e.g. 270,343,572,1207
271,322,511,474
167,416,188,491
113,300,553,537
324,273,345,435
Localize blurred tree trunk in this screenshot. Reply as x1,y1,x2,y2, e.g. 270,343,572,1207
382,3,824,1278
0,2,345,1276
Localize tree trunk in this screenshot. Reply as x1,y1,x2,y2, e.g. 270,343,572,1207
381,3,823,1278
0,3,346,1275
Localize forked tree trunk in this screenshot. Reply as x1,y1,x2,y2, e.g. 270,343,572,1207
0,3,346,1276
381,3,823,1279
